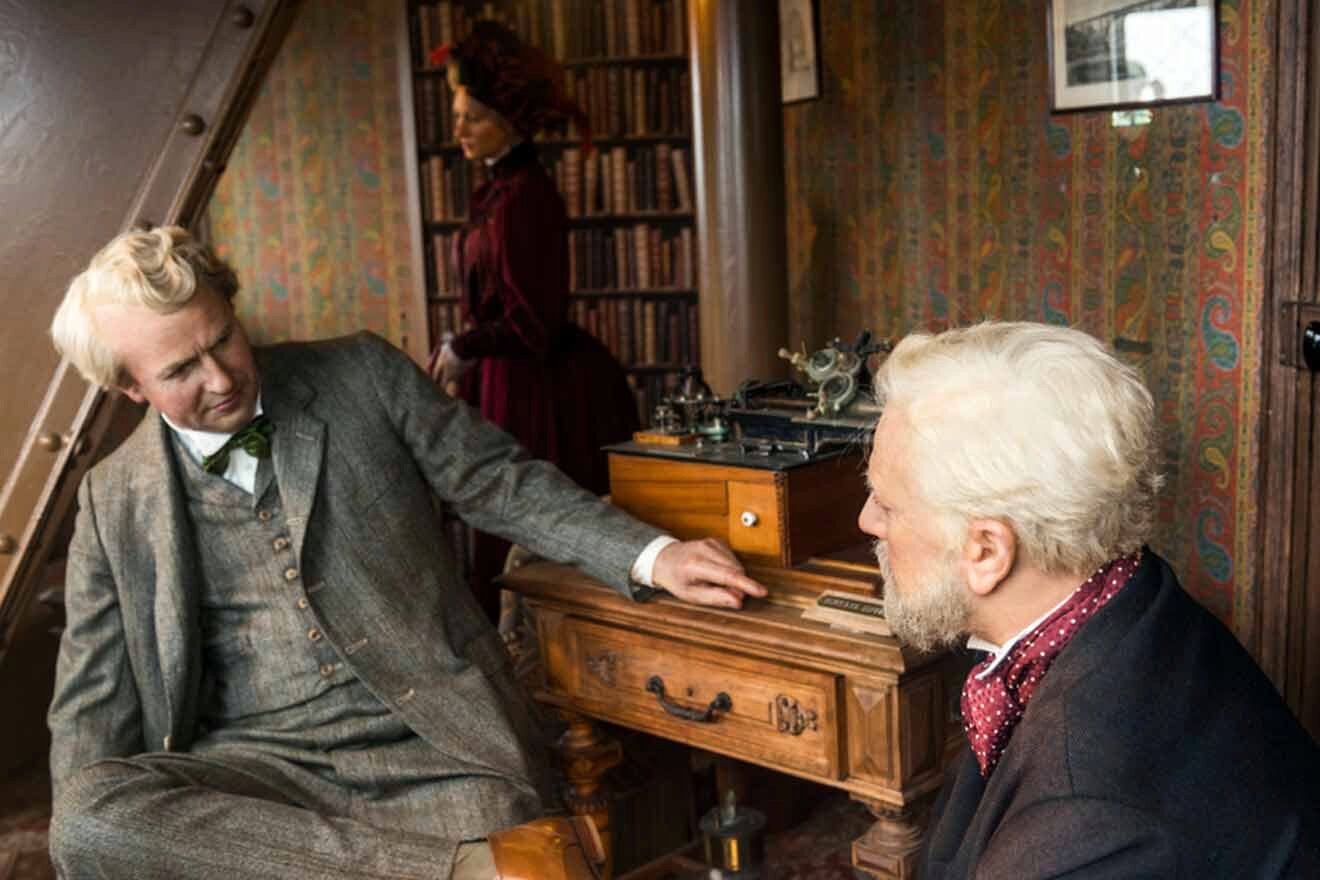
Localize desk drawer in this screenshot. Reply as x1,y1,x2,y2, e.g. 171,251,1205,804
552,618,841,781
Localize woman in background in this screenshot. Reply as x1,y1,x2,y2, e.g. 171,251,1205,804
429,22,639,622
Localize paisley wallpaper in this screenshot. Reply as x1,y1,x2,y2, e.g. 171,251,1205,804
782,0,1269,630
206,0,422,358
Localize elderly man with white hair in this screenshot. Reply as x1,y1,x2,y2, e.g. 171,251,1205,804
858,321,1320,878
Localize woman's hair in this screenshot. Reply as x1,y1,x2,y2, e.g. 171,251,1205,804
51,225,238,388
431,20,591,149
874,321,1163,575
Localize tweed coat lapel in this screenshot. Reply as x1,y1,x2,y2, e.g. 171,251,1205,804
259,366,325,565
118,414,201,746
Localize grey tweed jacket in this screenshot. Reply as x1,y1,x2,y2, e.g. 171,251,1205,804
47,331,663,804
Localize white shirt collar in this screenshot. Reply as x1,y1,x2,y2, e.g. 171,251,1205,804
484,139,524,166
161,397,265,458
965,588,1077,680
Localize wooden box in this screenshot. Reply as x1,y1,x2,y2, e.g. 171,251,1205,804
607,446,869,569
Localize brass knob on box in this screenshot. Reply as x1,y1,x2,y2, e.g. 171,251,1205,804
37,432,65,452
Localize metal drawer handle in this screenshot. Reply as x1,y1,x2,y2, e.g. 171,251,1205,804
740,510,758,527
646,675,732,723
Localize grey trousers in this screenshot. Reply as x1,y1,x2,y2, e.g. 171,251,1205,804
48,749,525,880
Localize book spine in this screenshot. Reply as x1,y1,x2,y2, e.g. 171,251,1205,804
625,0,640,55
634,224,651,290
612,147,628,214
619,298,634,365
551,0,567,59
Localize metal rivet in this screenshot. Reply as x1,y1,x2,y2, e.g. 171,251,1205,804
180,114,206,136
308,628,322,642
284,567,299,581
0,534,16,555
231,5,254,28
37,432,65,452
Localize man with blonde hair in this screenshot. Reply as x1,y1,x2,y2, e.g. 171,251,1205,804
46,225,765,880
858,321,1319,878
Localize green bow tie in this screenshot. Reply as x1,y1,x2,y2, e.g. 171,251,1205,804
201,415,274,475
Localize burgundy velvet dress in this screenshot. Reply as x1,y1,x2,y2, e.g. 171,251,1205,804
445,141,639,620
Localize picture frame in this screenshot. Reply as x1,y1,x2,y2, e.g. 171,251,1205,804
1047,0,1219,113
779,0,820,104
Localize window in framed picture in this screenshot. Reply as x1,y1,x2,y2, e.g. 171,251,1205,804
1047,0,1218,112
780,0,820,103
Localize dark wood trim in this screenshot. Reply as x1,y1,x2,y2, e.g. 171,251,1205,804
1257,0,1320,735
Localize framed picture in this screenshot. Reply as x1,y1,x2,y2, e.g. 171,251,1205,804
780,0,820,103
1047,0,1219,112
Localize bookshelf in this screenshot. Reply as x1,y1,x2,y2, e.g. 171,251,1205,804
406,0,698,426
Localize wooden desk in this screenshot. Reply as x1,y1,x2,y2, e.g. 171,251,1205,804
501,560,968,879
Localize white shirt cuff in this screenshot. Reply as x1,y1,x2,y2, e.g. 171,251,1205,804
630,536,678,588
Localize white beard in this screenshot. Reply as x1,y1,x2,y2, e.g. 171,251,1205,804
874,540,971,653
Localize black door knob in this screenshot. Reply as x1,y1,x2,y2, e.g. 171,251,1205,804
1304,321,1320,372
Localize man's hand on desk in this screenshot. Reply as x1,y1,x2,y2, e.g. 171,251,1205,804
651,539,768,609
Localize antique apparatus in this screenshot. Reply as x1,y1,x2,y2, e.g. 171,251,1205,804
641,331,890,460
649,366,731,443
609,332,893,581
730,330,889,457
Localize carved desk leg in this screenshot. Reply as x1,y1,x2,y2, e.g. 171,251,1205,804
851,798,927,880
557,710,623,878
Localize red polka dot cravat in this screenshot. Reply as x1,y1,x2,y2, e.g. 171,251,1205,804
960,551,1141,777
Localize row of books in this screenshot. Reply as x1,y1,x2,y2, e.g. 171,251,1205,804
426,222,695,295
568,225,696,291
412,0,688,67
426,294,697,371
419,143,693,225
419,155,489,223
549,0,689,61
413,65,690,149
553,145,693,216
574,294,698,369
561,65,692,141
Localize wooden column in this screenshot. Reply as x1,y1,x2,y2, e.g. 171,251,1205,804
689,0,790,396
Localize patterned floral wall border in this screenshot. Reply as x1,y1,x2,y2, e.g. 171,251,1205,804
783,0,1269,630
206,0,421,358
